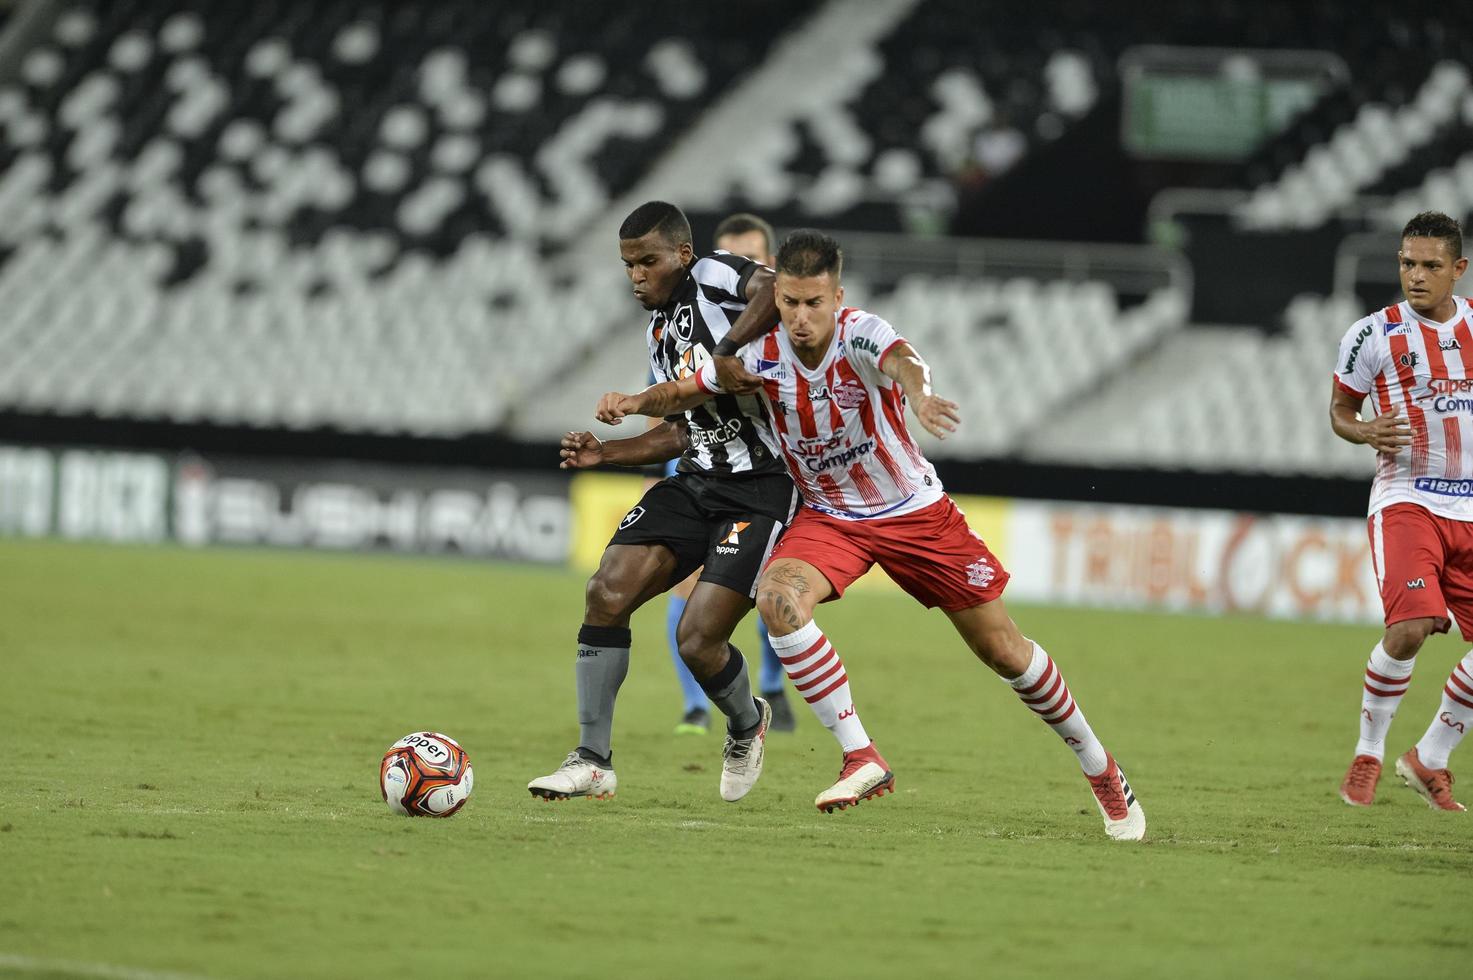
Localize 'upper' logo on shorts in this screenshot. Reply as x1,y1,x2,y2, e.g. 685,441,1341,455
1406,577,1426,590
619,507,645,530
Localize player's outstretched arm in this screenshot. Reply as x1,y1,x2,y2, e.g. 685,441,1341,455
710,266,776,393
880,341,960,440
1329,381,1410,454
594,378,709,425
559,420,690,469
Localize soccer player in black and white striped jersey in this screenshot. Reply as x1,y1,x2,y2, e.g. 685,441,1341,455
528,202,798,804
657,213,801,737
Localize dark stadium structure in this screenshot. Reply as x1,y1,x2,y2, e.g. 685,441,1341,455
1,0,1471,517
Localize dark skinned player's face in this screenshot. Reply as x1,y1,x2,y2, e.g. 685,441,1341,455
619,231,694,310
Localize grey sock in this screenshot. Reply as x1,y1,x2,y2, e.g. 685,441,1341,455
575,624,630,761
701,645,761,735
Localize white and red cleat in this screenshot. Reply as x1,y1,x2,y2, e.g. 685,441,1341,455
1394,747,1466,812
1339,754,1382,806
527,751,617,801
1085,754,1146,841
815,742,894,813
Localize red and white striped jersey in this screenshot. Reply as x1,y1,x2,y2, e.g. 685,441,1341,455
1335,296,1473,520
697,307,944,519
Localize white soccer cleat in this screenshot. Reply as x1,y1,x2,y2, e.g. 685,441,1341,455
1085,754,1146,841
719,698,771,802
527,751,617,801
815,743,894,813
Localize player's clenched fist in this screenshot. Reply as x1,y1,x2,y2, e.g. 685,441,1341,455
559,431,605,469
913,393,961,440
595,392,636,425
714,354,762,394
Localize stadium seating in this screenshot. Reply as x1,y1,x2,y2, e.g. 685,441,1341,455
1370,108,1473,228
0,0,1463,482
875,276,1187,457
0,0,814,434
685,1,1473,235
1239,61,1473,231
1028,294,1376,477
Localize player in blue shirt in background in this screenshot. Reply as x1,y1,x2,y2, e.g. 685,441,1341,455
658,214,797,735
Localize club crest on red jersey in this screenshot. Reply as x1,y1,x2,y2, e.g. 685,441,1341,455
832,382,867,409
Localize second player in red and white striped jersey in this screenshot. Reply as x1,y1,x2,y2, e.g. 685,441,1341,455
1335,294,1473,519
693,308,944,519
1330,212,1473,811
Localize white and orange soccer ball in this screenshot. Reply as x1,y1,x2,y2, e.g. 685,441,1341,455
379,732,473,817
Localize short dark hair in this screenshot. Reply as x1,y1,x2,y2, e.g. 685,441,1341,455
775,229,842,279
1402,210,1463,260
619,201,691,246
714,212,775,254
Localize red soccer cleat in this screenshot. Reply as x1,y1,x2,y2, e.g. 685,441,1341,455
815,742,894,813
1339,754,1382,807
1085,754,1146,841
1394,748,1466,812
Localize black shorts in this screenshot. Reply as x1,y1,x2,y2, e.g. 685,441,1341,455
609,472,799,597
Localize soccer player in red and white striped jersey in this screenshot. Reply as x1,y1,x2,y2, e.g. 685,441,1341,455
596,230,1145,839
1333,211,1473,811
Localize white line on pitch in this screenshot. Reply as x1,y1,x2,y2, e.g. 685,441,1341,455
0,952,212,980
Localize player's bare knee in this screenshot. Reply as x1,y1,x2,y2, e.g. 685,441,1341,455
756,580,808,635
1384,618,1436,660
675,620,725,675
754,586,786,628
971,626,1033,677
583,571,635,625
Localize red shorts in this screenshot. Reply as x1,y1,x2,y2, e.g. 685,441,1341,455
1369,503,1473,639
766,497,1009,612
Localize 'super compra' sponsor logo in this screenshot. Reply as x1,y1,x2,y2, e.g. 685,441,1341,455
1424,378,1473,413
803,439,875,473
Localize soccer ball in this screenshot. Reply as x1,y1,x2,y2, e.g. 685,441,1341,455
379,732,474,817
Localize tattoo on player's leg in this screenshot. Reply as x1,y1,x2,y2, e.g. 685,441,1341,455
768,564,810,595
760,590,804,630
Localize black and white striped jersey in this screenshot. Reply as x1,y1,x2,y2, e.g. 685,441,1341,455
647,252,787,478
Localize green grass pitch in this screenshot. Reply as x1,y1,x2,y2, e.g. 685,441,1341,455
1,538,1469,979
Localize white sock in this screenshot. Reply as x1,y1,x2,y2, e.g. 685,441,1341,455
1356,642,1415,761
1008,642,1109,776
768,621,871,752
1413,651,1473,770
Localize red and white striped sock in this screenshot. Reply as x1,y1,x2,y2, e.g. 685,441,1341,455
1008,642,1108,776
1413,650,1473,770
1356,642,1415,761
768,620,871,752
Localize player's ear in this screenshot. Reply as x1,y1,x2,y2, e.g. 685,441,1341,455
835,283,844,305
1454,256,1468,280
678,240,693,264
